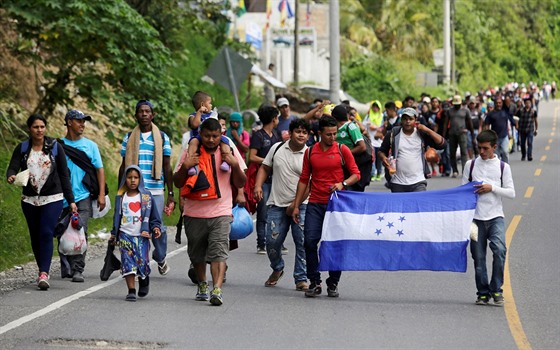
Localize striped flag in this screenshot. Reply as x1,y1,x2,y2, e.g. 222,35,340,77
318,183,480,272
278,0,294,28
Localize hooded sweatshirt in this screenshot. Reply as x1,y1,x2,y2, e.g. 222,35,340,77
364,100,384,148
111,165,162,238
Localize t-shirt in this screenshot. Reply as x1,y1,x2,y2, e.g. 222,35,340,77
189,111,216,138
263,141,308,207
362,115,383,148
120,193,142,236
120,131,172,195
447,107,471,136
62,137,104,207
299,142,360,204
484,109,511,139
336,121,363,149
391,130,425,185
250,128,281,184
276,115,297,140
175,146,247,218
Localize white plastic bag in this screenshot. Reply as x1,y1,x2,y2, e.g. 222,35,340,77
469,222,479,242
13,169,30,187
59,221,87,255
92,195,111,218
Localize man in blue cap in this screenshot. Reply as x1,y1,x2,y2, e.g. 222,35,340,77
59,109,105,282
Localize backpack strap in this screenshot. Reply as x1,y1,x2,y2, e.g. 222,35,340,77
270,140,287,166
469,158,505,186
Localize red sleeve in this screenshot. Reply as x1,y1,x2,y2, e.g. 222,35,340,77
299,147,312,184
341,144,361,180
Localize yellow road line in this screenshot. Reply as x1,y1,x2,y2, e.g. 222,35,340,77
545,146,550,151
540,155,547,162
503,215,531,350
534,169,541,176
524,187,534,198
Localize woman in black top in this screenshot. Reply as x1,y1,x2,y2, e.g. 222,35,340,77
6,114,77,290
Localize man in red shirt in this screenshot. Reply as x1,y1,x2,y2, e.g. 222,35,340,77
292,116,360,298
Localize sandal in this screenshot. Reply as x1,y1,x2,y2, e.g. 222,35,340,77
264,270,284,287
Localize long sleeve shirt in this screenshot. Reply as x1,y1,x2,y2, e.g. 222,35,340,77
462,156,515,221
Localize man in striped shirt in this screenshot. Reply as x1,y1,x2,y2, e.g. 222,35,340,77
119,100,175,276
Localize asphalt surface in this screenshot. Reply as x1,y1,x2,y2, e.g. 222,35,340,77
0,101,559,349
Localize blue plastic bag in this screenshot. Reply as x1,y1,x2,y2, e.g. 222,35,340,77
230,205,253,240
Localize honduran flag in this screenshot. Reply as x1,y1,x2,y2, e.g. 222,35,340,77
318,183,479,273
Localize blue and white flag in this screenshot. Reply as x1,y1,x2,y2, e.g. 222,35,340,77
318,183,479,273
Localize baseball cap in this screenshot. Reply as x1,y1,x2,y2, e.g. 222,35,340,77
452,95,462,105
422,96,431,104
487,101,495,107
401,107,418,118
331,104,348,121
65,109,92,122
276,97,289,107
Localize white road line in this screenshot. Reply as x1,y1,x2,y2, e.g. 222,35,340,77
0,244,189,336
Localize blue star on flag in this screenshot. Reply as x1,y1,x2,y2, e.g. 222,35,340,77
399,216,406,222
387,222,394,228
375,229,382,236
377,216,385,222
396,229,404,236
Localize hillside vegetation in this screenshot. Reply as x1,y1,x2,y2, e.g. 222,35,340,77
1,0,559,270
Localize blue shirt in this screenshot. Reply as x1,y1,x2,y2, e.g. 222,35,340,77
62,137,104,207
120,131,172,194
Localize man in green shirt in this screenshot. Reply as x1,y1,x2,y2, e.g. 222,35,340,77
331,105,369,191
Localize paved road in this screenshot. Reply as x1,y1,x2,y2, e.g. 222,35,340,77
1,101,559,349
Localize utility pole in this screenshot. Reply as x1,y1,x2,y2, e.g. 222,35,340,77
329,0,340,103
294,0,299,87
443,0,451,87
450,0,456,89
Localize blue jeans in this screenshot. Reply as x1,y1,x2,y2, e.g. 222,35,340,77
497,137,510,163
151,194,167,264
440,142,452,175
22,200,64,273
372,146,383,176
256,182,271,249
266,204,307,283
304,203,341,286
470,217,507,296
519,131,534,159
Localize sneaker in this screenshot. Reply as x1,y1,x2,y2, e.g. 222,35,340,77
452,172,459,178
71,271,85,283
187,166,198,176
305,282,322,297
375,175,382,181
210,287,223,306
138,276,150,297
158,260,170,275
528,157,533,161
475,295,490,305
37,272,50,290
220,162,230,172
327,283,339,298
371,175,376,181
295,281,309,291
281,246,289,255
196,281,209,301
492,292,504,306
521,156,526,161
431,170,437,177
257,247,266,255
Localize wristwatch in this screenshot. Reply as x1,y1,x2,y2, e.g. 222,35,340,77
342,181,348,189
168,191,174,196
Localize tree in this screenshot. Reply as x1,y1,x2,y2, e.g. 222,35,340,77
3,0,187,130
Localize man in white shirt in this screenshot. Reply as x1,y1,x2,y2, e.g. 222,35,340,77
377,108,446,192
254,119,311,291
462,130,515,306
